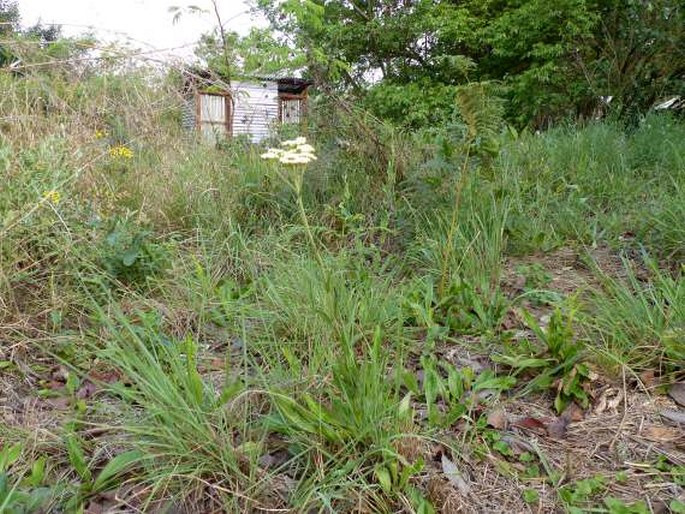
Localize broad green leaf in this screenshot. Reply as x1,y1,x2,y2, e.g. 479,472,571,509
93,450,143,493
522,488,539,504
0,443,22,472
444,364,464,400
670,500,685,514
398,393,412,419
423,368,439,406
492,354,551,369
374,465,392,493
401,370,420,395
473,375,516,392
217,380,243,407
66,434,91,483
122,245,140,267
30,456,46,486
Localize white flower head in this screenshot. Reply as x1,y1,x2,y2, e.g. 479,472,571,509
279,152,304,165
265,138,317,166
281,136,308,147
296,143,315,154
260,148,286,160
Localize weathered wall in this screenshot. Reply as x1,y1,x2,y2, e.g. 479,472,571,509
231,80,279,143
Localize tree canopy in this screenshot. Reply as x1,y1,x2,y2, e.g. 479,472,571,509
252,0,684,127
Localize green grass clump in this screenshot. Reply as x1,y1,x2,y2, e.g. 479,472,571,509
585,259,685,373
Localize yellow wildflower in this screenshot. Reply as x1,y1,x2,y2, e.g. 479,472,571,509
108,145,134,159
94,129,106,139
42,190,61,205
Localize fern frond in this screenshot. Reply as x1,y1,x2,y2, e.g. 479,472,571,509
456,82,505,148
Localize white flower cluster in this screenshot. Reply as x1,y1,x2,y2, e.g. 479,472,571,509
261,137,317,165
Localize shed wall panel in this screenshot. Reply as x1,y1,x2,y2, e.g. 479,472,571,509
182,101,196,132
200,95,226,122
231,80,279,143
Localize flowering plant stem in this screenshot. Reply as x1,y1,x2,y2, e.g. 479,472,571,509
261,137,322,267
277,167,324,268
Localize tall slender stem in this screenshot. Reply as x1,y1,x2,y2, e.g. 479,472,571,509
293,169,323,267
438,143,472,297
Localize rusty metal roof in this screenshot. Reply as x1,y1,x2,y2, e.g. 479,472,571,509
183,67,312,95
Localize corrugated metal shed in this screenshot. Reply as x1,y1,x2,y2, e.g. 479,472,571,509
181,70,311,144
231,80,279,143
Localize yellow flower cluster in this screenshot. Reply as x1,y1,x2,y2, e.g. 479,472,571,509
261,137,317,165
94,129,106,139
42,190,61,205
108,145,134,159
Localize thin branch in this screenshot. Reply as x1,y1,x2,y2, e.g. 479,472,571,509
211,0,232,80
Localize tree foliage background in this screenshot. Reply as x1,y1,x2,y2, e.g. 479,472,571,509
2,0,683,129
253,0,684,128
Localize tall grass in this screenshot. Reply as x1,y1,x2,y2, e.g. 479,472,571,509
584,259,685,373
499,115,685,253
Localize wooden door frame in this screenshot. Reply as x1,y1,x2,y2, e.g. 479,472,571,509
196,90,233,137
278,91,308,123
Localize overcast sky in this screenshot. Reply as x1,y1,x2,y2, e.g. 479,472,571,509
16,0,264,60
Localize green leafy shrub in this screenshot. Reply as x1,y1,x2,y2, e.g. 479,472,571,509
494,304,590,412
97,216,171,287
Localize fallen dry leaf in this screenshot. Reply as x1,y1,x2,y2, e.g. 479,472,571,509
546,417,569,439
607,390,624,411
513,417,547,434
76,380,98,400
639,370,658,389
51,366,69,382
661,410,685,425
441,454,470,495
561,402,584,423
486,408,508,430
44,396,71,410
500,434,536,454
650,500,670,514
85,492,118,514
271,474,297,498
643,425,682,443
513,410,578,439
668,383,685,408
258,450,290,470
594,391,609,415
444,350,488,373
594,388,624,415
44,380,65,391
89,368,122,384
